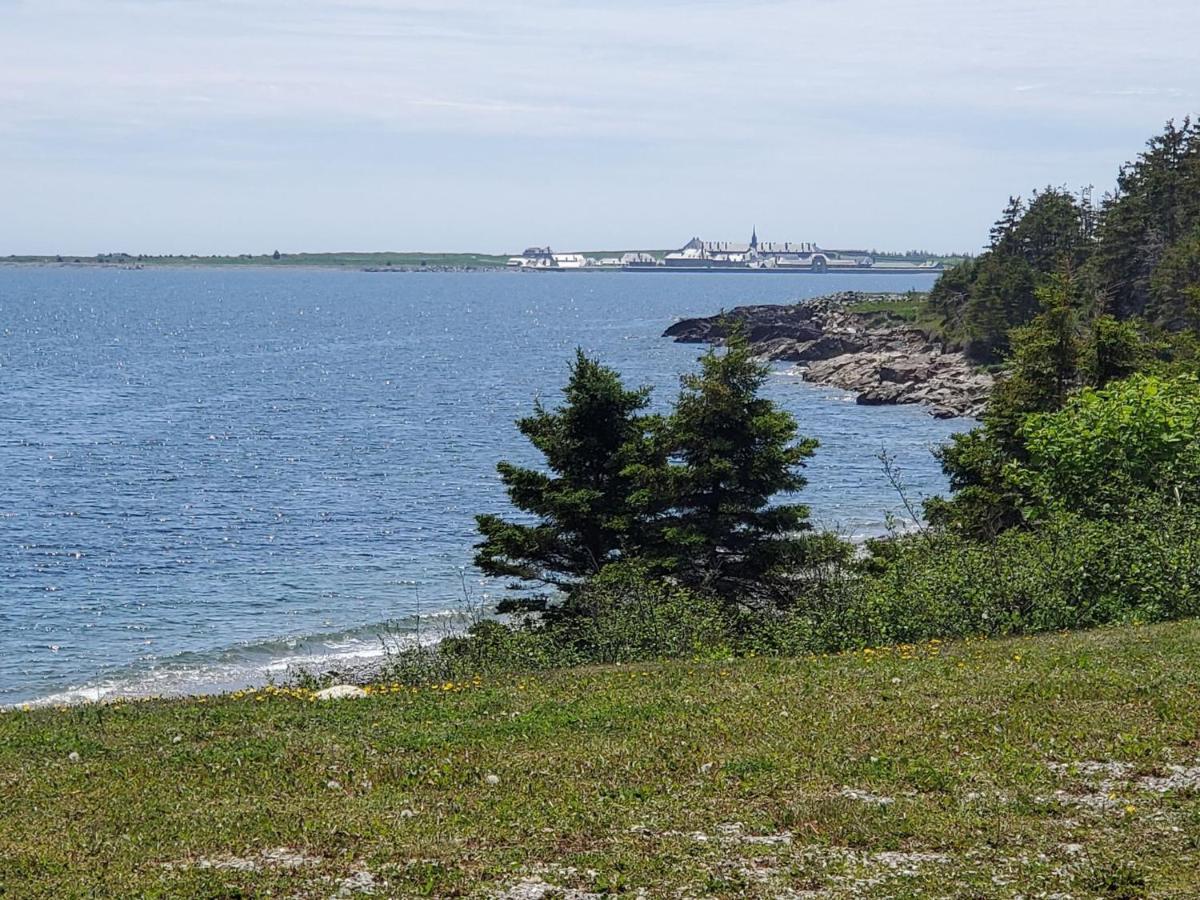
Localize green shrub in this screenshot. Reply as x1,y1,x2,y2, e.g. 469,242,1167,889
551,563,732,663
860,501,1200,644
378,563,733,683
1013,373,1200,518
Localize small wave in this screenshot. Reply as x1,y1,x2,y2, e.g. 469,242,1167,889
15,609,476,709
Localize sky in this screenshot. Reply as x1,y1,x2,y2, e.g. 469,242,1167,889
2,0,1198,256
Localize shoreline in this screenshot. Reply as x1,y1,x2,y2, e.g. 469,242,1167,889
9,644,395,711
0,261,512,274
664,291,993,419
6,617,469,711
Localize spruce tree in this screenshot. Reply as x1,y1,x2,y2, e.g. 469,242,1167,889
474,350,655,591
654,328,819,603
929,273,1082,537
1082,315,1143,387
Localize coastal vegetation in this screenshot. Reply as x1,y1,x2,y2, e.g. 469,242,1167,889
475,332,842,614
929,118,1200,365
423,117,1200,679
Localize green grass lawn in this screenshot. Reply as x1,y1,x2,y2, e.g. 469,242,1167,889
845,293,948,335
3,622,1199,897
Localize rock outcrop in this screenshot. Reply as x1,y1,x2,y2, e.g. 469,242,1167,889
314,684,368,700
664,292,992,419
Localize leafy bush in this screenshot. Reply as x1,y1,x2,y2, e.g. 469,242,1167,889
1012,374,1200,519
859,501,1200,644
550,563,732,663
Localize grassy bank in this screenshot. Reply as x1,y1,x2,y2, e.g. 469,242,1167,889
2,622,1199,897
842,292,948,338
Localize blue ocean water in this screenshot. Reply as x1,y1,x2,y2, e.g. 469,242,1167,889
0,267,961,704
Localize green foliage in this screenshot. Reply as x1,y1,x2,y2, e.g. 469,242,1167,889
1081,314,1145,386
475,350,658,590
650,328,825,603
859,500,1200,643
1095,117,1200,322
928,274,1083,537
1149,226,1200,330
418,496,1200,683
931,188,1091,362
383,563,733,683
925,428,1023,537
546,562,732,663
1011,374,1200,519
991,275,1082,427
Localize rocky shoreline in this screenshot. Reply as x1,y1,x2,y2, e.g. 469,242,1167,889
664,292,993,419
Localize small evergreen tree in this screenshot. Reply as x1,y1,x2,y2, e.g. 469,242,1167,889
475,350,657,591
653,328,820,603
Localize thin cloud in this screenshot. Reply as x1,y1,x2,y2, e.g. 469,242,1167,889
1,0,1198,253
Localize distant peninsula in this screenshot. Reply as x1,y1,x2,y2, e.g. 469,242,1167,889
0,251,514,271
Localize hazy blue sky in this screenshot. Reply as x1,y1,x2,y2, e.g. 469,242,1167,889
2,0,1197,255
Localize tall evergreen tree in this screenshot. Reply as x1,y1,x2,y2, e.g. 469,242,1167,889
929,273,1082,537
653,329,820,603
475,350,656,591
1095,118,1200,321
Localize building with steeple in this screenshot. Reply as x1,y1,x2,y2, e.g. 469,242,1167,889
665,231,829,269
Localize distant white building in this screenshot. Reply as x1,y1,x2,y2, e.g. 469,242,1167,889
506,247,591,270
662,229,866,271
507,246,552,268
621,252,657,265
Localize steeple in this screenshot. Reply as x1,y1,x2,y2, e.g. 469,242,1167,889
750,225,759,250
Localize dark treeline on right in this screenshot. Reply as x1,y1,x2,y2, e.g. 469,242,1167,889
931,117,1200,365
925,118,1200,538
